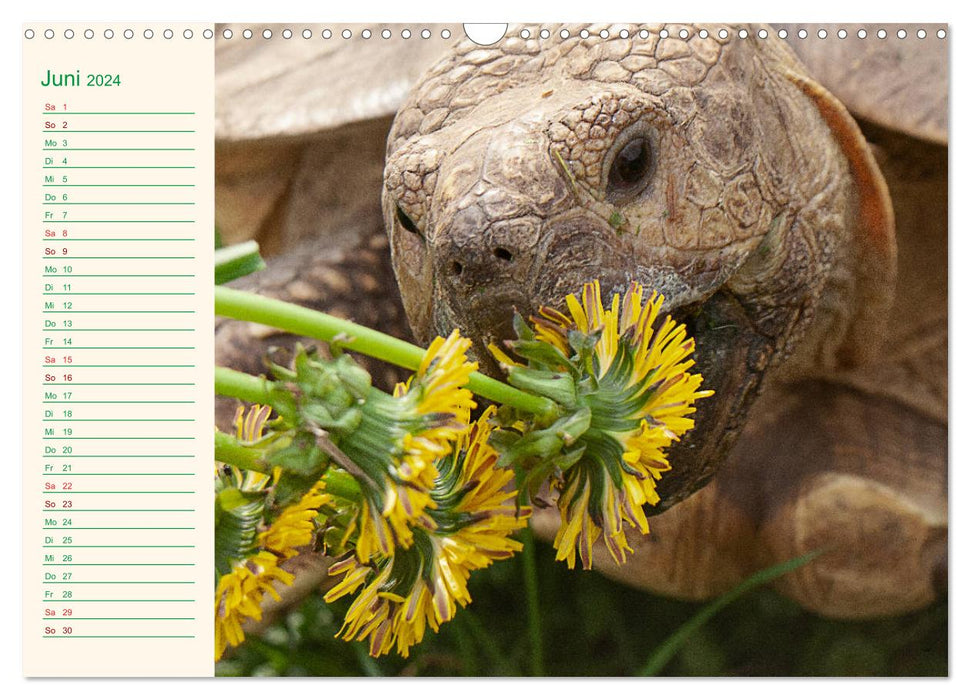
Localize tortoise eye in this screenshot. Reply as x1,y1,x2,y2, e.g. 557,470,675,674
396,204,422,237
607,136,655,199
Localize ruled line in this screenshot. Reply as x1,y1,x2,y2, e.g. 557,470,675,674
43,111,197,115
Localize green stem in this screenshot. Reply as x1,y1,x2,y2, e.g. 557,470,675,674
214,240,265,285
521,526,545,676
215,286,556,418
468,373,556,418
214,431,272,474
215,428,362,503
217,285,423,370
215,366,276,406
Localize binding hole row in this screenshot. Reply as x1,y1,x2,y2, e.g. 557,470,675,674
25,26,947,42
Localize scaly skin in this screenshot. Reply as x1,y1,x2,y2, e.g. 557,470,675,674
385,23,895,510
383,24,944,617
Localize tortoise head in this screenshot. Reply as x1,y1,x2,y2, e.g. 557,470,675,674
382,24,896,509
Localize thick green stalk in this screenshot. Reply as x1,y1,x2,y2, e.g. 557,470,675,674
214,431,271,474
215,285,556,418
215,366,275,406
214,240,265,285
216,285,423,369
469,373,556,418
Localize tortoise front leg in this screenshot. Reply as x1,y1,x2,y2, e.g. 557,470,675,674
531,380,947,618
742,381,945,617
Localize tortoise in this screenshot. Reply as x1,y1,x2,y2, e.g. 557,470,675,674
215,23,947,621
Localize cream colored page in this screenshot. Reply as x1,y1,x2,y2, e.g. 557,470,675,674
22,24,214,676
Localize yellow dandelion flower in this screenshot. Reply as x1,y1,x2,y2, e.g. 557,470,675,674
343,330,478,561
215,405,332,661
493,280,712,570
236,403,272,442
214,551,293,661
258,479,329,558
412,330,478,418
214,479,330,660
326,407,529,657
216,404,276,489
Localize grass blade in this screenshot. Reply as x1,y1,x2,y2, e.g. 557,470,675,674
521,527,546,676
638,550,821,676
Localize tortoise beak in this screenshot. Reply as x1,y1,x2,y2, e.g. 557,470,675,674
647,291,772,512
463,288,531,377
444,282,773,514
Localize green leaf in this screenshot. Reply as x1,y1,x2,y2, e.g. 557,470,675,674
302,404,362,434
267,430,327,476
215,240,266,285
508,338,571,370
506,366,578,406
273,470,326,510
512,311,535,342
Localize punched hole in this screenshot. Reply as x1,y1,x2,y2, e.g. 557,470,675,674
451,261,464,275
494,247,513,261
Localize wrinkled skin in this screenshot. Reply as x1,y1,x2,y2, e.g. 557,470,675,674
384,24,894,509
383,24,945,618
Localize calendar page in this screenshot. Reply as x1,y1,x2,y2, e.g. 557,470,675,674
18,15,951,683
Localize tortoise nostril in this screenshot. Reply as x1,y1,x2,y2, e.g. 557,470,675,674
450,260,464,276
494,247,513,261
